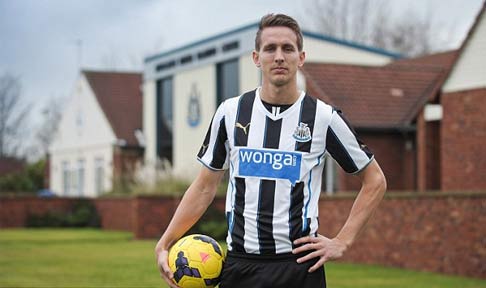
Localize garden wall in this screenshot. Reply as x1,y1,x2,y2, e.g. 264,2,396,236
0,193,484,278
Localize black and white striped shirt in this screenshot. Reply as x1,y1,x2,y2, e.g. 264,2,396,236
197,88,373,255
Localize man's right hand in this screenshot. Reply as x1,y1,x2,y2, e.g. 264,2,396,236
155,247,180,288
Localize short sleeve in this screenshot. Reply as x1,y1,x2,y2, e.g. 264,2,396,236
325,109,374,174
197,102,230,170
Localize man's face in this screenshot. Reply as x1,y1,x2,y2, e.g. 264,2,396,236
253,26,305,87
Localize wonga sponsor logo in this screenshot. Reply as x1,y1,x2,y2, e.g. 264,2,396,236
238,148,301,184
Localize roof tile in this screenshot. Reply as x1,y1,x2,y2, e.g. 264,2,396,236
83,71,142,146
302,50,458,129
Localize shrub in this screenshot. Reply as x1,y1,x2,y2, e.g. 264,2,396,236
187,204,227,241
26,200,100,228
0,159,45,194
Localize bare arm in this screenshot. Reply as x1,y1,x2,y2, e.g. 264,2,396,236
335,159,387,247
293,159,386,272
155,166,225,287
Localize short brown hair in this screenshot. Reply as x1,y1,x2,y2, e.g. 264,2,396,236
255,14,303,52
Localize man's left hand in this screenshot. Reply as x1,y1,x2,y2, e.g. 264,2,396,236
292,234,347,272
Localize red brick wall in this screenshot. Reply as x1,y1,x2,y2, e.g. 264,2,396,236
95,198,134,231
0,196,133,232
132,194,485,278
339,132,416,191
441,88,486,191
318,193,485,278
0,197,73,227
1,194,484,278
132,196,226,239
132,196,180,239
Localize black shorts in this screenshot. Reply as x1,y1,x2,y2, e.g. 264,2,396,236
219,251,326,288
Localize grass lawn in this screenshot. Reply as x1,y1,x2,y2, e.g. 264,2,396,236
0,229,484,288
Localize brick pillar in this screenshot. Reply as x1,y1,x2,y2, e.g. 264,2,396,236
416,110,427,192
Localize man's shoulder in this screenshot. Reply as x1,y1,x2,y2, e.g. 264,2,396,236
303,93,333,113
223,89,257,106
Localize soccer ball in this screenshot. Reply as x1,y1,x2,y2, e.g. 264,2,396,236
168,234,225,288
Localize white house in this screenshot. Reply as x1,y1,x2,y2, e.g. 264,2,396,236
49,71,143,197
142,22,400,181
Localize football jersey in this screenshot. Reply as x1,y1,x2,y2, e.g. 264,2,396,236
197,88,373,255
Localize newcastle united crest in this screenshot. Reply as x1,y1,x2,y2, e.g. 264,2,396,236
293,122,312,142
187,83,201,127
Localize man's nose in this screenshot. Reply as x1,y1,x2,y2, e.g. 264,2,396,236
274,48,284,64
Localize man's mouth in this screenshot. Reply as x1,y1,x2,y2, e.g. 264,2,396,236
272,67,287,73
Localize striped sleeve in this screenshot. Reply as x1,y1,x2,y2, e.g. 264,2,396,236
197,102,229,170
326,109,374,174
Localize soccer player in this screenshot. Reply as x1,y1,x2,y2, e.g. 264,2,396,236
156,13,387,288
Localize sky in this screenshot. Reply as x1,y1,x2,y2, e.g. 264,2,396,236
0,0,484,152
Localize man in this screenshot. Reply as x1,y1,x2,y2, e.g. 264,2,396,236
156,14,386,288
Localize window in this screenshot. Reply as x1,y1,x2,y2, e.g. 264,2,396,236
62,161,70,195
156,77,173,163
180,55,193,65
217,58,239,105
94,158,104,196
71,167,78,196
222,41,239,52
197,48,216,60
161,78,173,131
77,159,85,196
156,60,176,72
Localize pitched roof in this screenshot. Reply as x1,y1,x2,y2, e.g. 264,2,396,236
302,62,446,129
83,71,143,147
387,49,458,71
385,49,459,110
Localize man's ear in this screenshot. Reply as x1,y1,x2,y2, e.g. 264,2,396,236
298,51,306,67
252,50,261,67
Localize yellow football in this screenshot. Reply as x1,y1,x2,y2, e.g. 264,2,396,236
168,234,225,288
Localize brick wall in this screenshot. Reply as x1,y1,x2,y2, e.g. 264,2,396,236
1,193,484,278
95,198,134,231
131,196,226,239
132,196,180,239
340,132,416,191
318,193,485,278
0,196,133,232
0,197,73,227
441,88,486,191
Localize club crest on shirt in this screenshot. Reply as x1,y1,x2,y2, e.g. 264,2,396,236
293,122,312,142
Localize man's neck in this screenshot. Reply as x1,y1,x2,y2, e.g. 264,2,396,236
260,81,300,105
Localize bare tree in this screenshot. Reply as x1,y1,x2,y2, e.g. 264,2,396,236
34,97,64,158
0,73,31,157
303,0,451,56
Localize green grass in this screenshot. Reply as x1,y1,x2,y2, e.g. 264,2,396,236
0,229,484,288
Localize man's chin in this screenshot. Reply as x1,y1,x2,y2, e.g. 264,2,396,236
270,76,289,87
